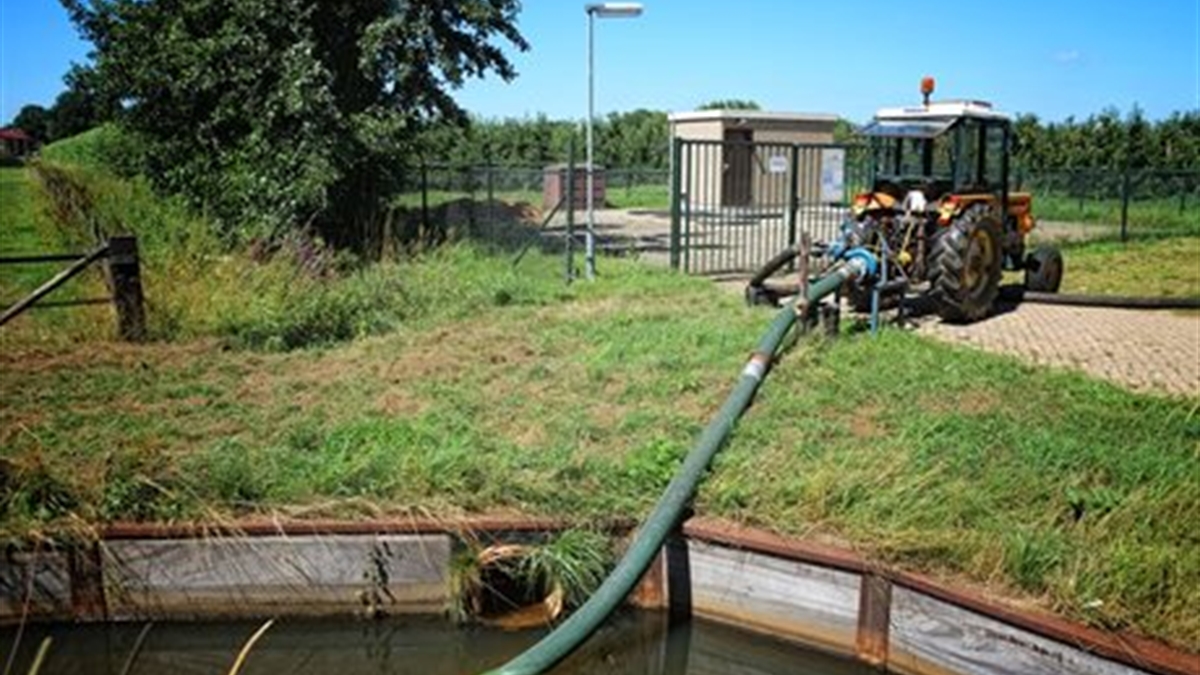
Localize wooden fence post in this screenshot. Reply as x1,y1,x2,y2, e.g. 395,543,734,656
107,235,146,342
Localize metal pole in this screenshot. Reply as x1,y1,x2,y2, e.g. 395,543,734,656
566,138,577,283
1120,170,1131,242
668,138,682,270
585,9,597,280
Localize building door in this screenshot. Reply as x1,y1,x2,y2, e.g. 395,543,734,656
722,129,754,206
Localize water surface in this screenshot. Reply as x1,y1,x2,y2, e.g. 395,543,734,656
1,611,874,674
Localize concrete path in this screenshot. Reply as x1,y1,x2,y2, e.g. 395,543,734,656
574,208,1200,398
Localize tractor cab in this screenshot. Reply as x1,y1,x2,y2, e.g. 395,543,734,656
860,100,1010,206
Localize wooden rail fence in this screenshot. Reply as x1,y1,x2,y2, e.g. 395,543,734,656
0,234,146,341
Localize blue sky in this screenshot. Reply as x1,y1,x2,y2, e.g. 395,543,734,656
2,0,1198,126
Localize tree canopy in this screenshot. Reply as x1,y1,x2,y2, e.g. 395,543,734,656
1011,107,1200,174
61,0,528,244
11,105,51,142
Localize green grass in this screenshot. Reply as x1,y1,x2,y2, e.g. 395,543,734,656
1,246,1197,649
1054,236,1200,297
0,167,51,296
606,184,669,210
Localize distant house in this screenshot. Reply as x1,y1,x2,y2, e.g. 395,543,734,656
0,128,38,160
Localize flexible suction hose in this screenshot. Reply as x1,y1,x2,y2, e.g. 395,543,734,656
480,258,868,675
999,288,1200,310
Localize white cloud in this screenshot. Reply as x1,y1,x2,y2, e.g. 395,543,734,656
1054,50,1081,64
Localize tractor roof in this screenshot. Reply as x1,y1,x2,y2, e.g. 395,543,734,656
860,100,1011,138
874,100,1011,122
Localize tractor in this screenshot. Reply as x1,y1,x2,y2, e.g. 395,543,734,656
838,78,1062,322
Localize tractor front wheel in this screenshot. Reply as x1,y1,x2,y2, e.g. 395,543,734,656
929,207,1003,323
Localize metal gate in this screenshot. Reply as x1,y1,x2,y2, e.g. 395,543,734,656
669,138,869,275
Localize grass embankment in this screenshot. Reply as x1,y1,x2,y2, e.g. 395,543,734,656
2,246,1197,649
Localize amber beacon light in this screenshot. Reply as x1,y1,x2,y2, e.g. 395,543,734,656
921,76,936,105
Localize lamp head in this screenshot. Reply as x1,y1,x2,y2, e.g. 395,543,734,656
586,3,644,18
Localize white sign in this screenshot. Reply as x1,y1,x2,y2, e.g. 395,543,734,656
768,155,789,174
820,148,846,203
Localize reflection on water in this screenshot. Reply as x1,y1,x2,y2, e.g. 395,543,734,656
1,611,872,675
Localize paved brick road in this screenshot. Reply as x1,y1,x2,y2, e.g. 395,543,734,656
916,304,1200,397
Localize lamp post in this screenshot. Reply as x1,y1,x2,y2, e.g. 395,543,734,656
584,2,642,280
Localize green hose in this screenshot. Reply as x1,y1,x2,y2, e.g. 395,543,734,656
481,261,862,675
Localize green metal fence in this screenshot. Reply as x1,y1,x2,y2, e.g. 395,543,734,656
1014,169,1200,239
669,138,870,275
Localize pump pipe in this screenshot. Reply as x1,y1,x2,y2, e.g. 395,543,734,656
480,251,876,675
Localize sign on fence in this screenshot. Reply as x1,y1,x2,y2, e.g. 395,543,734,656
820,148,846,203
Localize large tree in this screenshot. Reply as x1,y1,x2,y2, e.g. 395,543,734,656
61,0,528,245
11,105,51,142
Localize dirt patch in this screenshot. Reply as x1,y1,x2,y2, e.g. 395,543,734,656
375,391,427,417
918,389,1001,416
847,404,884,440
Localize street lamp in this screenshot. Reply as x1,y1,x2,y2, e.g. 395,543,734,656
584,2,643,280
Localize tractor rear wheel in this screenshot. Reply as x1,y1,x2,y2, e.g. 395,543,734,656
1025,244,1064,293
929,207,1002,323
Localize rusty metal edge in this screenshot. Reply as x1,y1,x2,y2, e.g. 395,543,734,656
681,518,1196,675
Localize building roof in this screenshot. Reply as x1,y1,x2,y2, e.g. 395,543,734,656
668,110,840,124
873,100,1010,122
0,128,34,142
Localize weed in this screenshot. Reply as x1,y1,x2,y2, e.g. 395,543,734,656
448,529,613,625
515,529,613,609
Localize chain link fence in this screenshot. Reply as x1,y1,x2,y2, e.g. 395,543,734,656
387,163,666,240
376,160,1197,257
